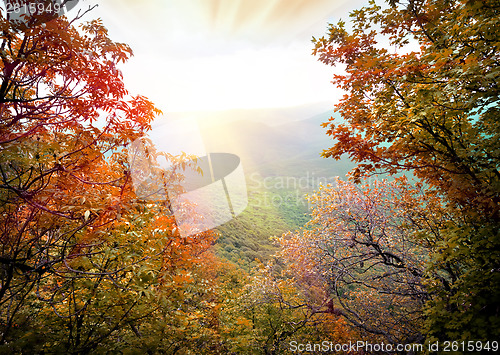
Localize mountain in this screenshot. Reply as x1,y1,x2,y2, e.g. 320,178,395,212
200,110,354,179
197,109,356,268
161,102,335,127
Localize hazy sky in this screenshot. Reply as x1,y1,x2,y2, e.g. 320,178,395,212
73,0,368,114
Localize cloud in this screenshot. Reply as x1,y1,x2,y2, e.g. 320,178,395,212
81,0,359,112
200,0,352,42
101,0,356,44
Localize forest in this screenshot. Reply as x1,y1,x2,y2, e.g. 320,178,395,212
0,0,499,354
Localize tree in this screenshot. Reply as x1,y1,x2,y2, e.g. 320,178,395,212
277,177,450,345
312,0,499,340
0,7,159,348
0,8,224,353
242,260,356,355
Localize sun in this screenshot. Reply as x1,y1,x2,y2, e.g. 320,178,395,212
93,0,356,113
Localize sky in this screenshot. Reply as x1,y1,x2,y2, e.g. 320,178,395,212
70,0,368,116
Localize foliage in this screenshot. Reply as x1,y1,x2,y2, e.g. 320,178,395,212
216,175,311,270
241,261,358,355
277,177,447,344
312,0,500,341
0,10,227,354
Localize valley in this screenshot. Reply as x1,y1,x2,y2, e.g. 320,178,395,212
199,109,355,268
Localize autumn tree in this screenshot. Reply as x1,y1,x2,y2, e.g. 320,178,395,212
0,6,225,353
0,5,157,349
312,0,499,340
277,177,455,345
242,261,356,355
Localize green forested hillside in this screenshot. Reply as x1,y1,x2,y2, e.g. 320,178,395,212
207,111,355,268
215,174,310,270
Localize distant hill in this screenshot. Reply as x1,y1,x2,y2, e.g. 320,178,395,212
162,102,335,127
198,108,356,268
200,110,354,179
